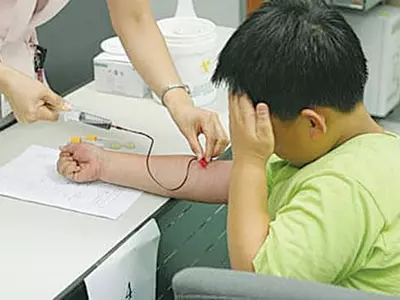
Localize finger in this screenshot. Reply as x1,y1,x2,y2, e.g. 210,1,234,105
71,172,82,182
43,89,71,111
36,106,58,122
71,165,91,183
60,144,73,152
60,159,79,176
256,103,273,138
61,143,79,156
57,160,73,178
72,172,85,183
204,132,217,162
66,163,81,177
56,158,66,174
59,151,71,157
213,128,229,157
59,154,73,162
238,95,256,131
66,143,100,163
187,131,204,160
61,143,87,163
207,116,229,157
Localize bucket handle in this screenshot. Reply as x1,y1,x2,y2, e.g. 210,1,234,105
175,0,197,17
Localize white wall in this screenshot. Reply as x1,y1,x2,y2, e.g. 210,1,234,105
150,0,245,27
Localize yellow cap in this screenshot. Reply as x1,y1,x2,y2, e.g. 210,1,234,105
125,143,135,149
85,135,98,141
70,136,82,144
110,143,121,150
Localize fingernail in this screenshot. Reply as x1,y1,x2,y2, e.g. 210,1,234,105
257,104,269,114
197,153,202,161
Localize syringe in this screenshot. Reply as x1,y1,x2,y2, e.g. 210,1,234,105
59,109,113,130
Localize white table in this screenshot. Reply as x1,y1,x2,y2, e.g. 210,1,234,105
0,27,234,300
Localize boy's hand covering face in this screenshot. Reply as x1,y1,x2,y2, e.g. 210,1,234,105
229,94,274,165
57,143,105,183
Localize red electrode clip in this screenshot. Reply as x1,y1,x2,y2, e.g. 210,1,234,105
199,157,208,168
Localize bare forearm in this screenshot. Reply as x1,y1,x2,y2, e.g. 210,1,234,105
107,0,190,107
0,63,12,92
228,160,270,271
100,151,231,203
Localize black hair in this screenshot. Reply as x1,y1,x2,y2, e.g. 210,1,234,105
212,0,368,120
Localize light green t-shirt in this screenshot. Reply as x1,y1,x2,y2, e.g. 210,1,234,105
253,132,400,295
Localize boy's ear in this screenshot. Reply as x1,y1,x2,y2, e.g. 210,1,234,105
300,109,327,139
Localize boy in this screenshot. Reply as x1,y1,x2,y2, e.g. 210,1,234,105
57,0,400,295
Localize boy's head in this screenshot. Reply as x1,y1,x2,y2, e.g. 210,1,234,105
212,0,369,166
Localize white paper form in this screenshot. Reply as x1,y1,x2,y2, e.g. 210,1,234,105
0,145,142,219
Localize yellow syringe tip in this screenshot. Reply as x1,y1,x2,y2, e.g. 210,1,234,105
70,136,82,144
85,135,98,141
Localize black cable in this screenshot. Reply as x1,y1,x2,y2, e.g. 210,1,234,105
0,114,17,132
112,124,197,191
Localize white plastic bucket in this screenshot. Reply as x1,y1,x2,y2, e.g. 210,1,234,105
156,17,218,107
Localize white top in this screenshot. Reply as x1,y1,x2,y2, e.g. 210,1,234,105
0,26,234,300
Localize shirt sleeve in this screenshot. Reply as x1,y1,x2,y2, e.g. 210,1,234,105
266,154,284,195
253,174,383,284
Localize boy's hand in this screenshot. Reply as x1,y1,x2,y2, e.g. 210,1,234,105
57,143,106,183
229,94,274,165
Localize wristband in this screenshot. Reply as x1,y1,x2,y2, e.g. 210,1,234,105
160,84,191,106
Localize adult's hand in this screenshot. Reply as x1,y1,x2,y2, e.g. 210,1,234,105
0,64,70,123
166,89,229,161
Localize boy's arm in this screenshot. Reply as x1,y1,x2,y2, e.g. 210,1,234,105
226,96,272,272
228,160,270,272
101,151,232,203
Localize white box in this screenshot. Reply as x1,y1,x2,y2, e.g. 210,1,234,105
93,52,150,98
331,0,382,11
342,5,400,117
85,219,161,300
